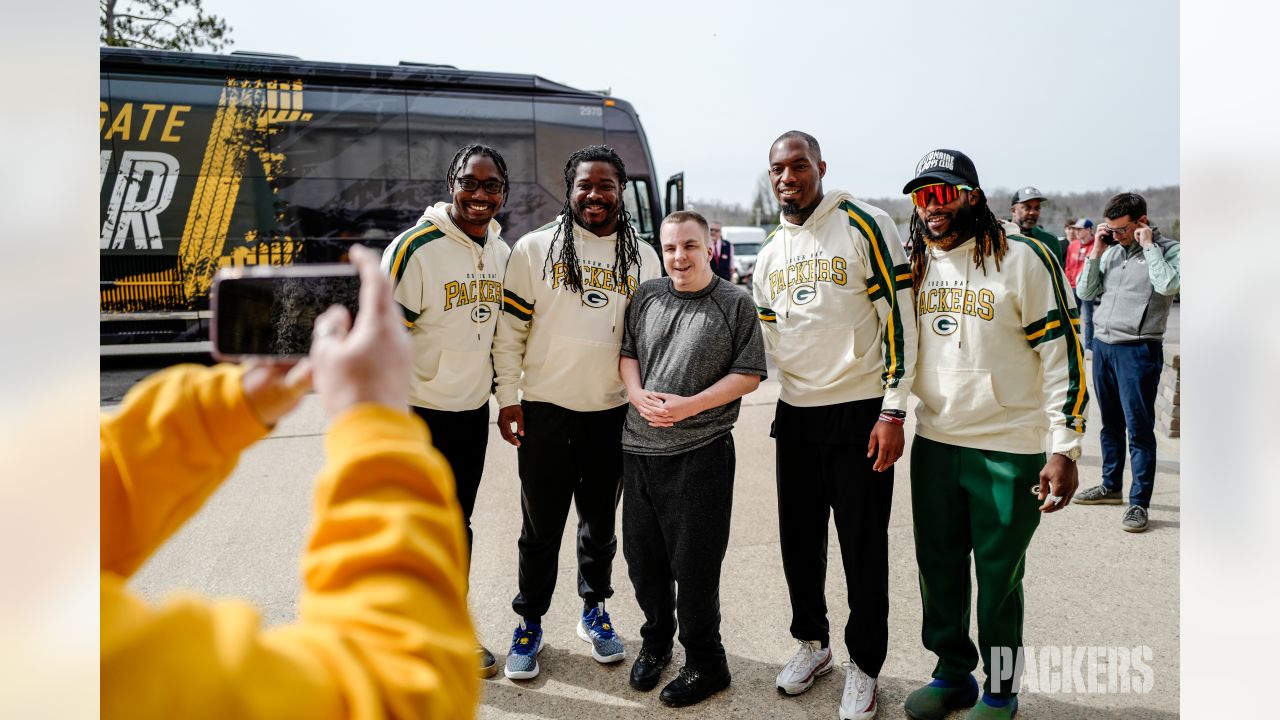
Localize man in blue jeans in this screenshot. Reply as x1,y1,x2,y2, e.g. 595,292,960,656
1072,192,1180,532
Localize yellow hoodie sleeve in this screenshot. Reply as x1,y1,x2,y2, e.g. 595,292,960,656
101,367,478,720
101,363,270,577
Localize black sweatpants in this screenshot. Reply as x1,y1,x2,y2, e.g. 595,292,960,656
623,434,735,671
774,397,893,678
411,403,489,571
511,400,627,624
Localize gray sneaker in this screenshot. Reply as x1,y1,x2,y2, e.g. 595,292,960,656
1073,484,1123,505
1122,505,1149,533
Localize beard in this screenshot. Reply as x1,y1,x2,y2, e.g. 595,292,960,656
571,200,620,234
781,195,821,222
923,203,980,250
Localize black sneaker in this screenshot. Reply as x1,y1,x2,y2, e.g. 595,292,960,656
629,646,672,691
478,644,497,679
1072,484,1123,505
1122,505,1149,533
659,664,731,707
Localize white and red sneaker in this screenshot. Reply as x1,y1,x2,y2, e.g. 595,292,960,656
840,663,878,719
776,639,834,695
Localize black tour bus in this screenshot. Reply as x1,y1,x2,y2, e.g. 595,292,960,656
100,47,683,353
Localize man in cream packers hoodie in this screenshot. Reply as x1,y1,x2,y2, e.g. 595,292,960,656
381,144,511,679
492,145,660,681
899,149,1088,720
753,131,917,720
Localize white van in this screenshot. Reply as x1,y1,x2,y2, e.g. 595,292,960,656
721,226,768,285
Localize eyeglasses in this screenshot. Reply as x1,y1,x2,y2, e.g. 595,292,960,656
455,177,507,194
910,183,971,208
1107,221,1137,235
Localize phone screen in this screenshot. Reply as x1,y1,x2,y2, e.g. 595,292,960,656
212,266,360,359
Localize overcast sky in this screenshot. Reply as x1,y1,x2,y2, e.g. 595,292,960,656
206,0,1178,207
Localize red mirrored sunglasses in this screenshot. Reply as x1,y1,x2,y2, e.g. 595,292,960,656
910,183,972,208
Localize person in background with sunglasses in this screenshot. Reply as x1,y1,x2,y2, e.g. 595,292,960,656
1071,192,1180,533
753,130,917,720
380,143,511,679
901,149,1087,720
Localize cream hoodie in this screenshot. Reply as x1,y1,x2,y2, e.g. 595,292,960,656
752,191,917,410
492,218,660,412
381,202,510,411
913,231,1088,454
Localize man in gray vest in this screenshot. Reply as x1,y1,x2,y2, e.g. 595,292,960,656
1072,192,1180,532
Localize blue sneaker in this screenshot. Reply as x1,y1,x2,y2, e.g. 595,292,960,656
504,620,543,680
577,602,625,663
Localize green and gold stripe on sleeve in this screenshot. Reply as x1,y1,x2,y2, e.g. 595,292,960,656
757,305,777,323
843,201,907,388
758,224,782,251
387,222,445,285
1009,234,1088,428
502,289,534,321
400,304,420,329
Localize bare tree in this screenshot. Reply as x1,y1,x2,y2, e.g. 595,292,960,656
101,0,231,52
751,171,779,226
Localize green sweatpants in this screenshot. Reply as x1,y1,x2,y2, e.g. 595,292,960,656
910,435,1043,698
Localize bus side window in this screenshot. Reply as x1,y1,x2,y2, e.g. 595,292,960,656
625,177,652,239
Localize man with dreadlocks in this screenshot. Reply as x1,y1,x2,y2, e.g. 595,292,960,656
900,149,1088,720
491,145,660,681
380,142,511,679
754,130,916,720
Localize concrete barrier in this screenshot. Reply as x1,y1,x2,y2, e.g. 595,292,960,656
1156,348,1180,437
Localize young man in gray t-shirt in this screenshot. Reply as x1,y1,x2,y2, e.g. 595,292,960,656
619,211,767,707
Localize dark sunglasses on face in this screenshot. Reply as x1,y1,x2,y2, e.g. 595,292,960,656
456,177,507,194
910,183,972,208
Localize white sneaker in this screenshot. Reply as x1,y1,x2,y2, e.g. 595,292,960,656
776,639,834,695
839,663,878,720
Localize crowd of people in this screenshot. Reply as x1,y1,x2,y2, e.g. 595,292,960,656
101,134,1179,720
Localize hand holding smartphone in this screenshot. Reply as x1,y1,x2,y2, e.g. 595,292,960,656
211,264,361,361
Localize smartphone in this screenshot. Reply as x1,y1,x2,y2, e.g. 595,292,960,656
211,264,360,361
1099,229,1118,246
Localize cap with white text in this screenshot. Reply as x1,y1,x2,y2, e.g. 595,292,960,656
902,149,980,194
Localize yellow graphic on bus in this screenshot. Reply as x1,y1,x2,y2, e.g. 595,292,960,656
177,78,312,301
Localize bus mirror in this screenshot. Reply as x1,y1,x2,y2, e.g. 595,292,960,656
665,172,684,214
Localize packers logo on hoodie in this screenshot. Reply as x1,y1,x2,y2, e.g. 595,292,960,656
582,289,610,308
932,315,958,335
791,284,817,305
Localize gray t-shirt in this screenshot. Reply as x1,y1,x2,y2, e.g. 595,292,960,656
620,276,767,455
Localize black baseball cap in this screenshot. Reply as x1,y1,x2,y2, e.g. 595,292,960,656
902,149,980,194
1010,186,1049,205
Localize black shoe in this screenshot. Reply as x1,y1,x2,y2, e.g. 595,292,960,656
629,646,672,691
659,664,731,707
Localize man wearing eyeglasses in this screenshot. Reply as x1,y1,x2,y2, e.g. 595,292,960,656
381,143,511,678
1072,192,1180,533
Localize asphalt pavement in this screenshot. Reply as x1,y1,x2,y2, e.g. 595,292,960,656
122,336,1181,719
